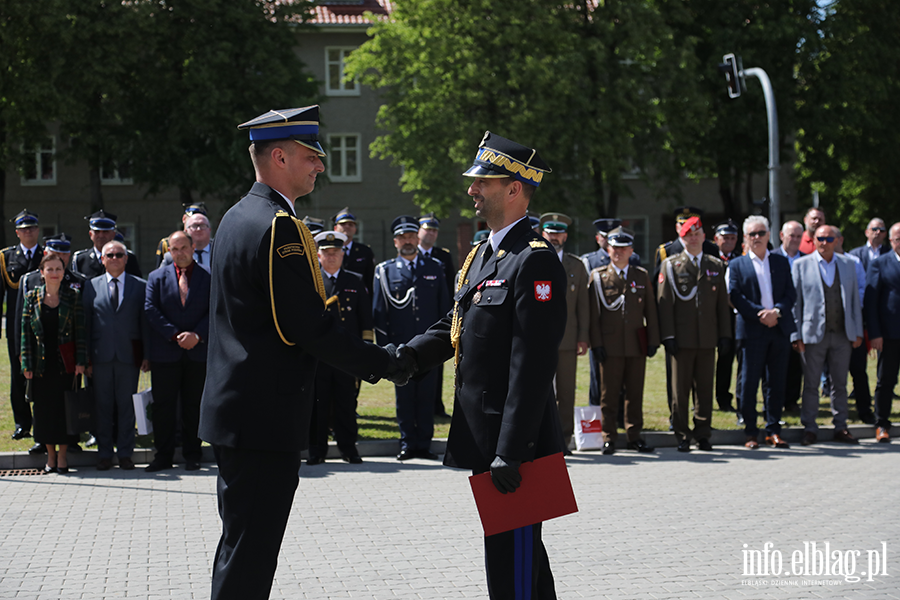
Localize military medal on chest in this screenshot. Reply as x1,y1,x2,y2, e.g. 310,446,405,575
473,290,482,305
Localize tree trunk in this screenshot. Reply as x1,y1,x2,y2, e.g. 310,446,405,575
179,186,193,206
592,167,606,216
89,166,104,213
607,185,619,218
718,163,738,220
0,167,7,249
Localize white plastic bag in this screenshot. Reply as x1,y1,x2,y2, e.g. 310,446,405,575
133,389,154,435
573,406,603,451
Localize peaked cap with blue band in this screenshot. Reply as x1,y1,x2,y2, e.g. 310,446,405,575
391,215,420,236
44,233,72,253
418,213,440,230
12,209,39,229
463,131,550,187
593,218,621,234
238,106,326,157
86,209,117,231
333,207,356,225
183,202,208,216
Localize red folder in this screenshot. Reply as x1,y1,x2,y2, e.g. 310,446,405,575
469,452,578,537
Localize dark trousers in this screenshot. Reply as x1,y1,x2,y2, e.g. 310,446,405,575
310,364,360,458
848,343,872,416
150,356,206,463
484,522,556,600
8,344,31,430
395,368,438,452
874,338,900,430
588,348,601,406
434,362,449,415
211,445,301,600
739,333,790,437
716,315,737,408
784,348,803,408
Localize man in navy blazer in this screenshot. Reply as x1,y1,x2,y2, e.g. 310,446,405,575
729,216,796,449
83,240,150,470
144,231,210,471
850,218,889,272
771,220,806,412
864,222,900,443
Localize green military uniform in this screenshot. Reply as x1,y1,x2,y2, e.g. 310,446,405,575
657,249,731,445
588,262,660,445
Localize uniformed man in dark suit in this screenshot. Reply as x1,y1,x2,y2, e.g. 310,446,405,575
14,234,85,453
155,202,207,268
712,219,741,412
332,207,376,293
398,132,566,599
373,216,451,460
587,227,660,454
417,213,455,417
198,106,401,600
72,210,142,279
657,216,732,452
307,230,374,465
4,210,43,441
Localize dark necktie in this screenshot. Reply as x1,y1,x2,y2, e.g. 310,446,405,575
329,275,337,295
25,250,32,261
481,243,494,270
409,261,416,278
110,277,119,309
196,249,204,265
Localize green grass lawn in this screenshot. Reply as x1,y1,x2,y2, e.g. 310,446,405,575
1,349,895,452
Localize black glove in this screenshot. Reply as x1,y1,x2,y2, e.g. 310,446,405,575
717,337,733,355
647,345,657,358
383,343,418,386
593,346,607,364
662,339,679,356
489,455,522,494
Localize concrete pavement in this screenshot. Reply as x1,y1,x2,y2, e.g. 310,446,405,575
1,440,898,599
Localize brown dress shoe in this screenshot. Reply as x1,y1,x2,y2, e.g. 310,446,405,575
801,432,817,446
765,434,790,448
96,458,113,471
119,457,135,470
876,427,891,443
833,429,859,445
744,436,759,449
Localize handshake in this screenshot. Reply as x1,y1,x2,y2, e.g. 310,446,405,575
383,343,419,386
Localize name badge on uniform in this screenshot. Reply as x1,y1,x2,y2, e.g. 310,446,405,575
423,275,437,280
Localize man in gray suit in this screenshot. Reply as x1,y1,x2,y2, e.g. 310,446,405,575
791,225,864,446
83,240,150,470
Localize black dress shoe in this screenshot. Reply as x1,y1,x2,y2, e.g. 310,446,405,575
341,455,364,464
397,449,415,461
11,426,31,440
57,466,69,475
306,456,325,466
626,439,654,453
29,443,46,455
697,438,713,451
416,449,439,460
43,464,57,474
184,461,201,471
67,444,83,453
677,439,692,453
602,442,615,455
144,460,173,473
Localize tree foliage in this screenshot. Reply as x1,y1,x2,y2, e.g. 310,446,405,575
795,0,900,243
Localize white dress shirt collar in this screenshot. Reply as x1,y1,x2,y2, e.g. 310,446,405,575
273,189,296,216
488,216,528,253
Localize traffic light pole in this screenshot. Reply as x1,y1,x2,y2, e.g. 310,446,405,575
742,67,780,235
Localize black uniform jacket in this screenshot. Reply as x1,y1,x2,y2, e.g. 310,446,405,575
0,244,42,340
406,218,567,472
72,248,143,279
343,241,376,293
198,182,388,452
323,268,375,343
429,246,457,296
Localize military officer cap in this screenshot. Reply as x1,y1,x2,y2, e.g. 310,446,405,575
44,233,72,253
392,215,420,236
183,202,208,216
237,105,326,157
527,212,541,230
12,209,39,229
86,209,117,231
593,218,621,235
332,207,356,225
463,131,551,187
674,206,704,224
114,230,125,242
471,229,490,246
418,213,440,230
314,230,347,249
714,219,739,236
302,216,326,234
679,215,703,237
607,226,634,247
539,213,572,233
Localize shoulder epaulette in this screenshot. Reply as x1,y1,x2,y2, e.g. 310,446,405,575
529,240,549,249
635,265,649,274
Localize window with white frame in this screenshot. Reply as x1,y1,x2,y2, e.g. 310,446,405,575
328,134,362,182
20,137,56,185
117,222,137,251
325,47,360,96
100,159,133,185
620,216,649,259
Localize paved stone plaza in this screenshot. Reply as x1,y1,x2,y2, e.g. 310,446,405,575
1,440,898,599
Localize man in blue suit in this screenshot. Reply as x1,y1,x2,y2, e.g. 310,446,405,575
850,218,889,271
83,240,150,470
728,216,796,449
791,225,864,446
373,216,451,460
144,231,210,472
864,222,900,443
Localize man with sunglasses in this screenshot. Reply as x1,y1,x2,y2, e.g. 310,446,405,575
72,210,142,280
850,218,889,271
791,226,864,446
